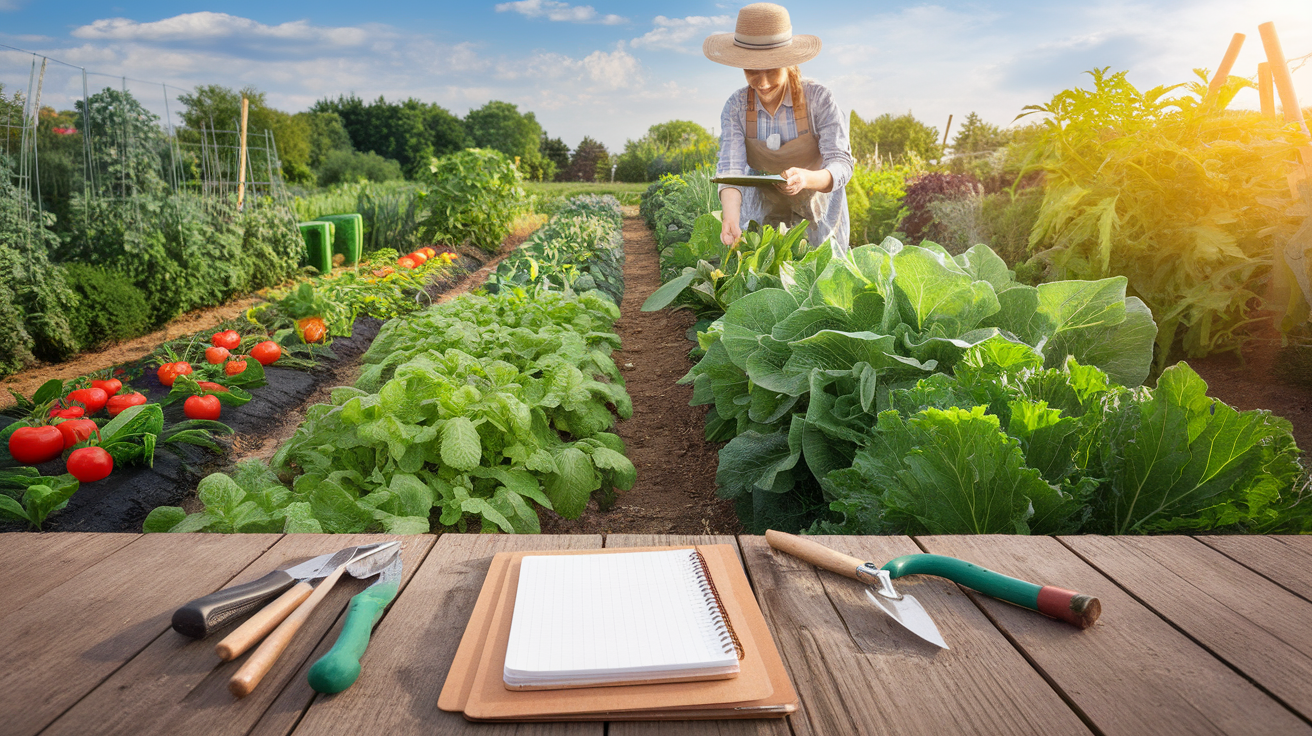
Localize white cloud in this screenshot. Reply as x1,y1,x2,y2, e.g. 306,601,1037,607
494,1,625,26
71,12,372,47
631,15,734,52
0,0,23,11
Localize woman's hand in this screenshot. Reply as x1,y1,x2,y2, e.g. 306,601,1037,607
719,186,743,247
778,167,835,195
721,218,742,248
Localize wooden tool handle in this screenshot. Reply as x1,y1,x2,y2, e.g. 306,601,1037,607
229,565,346,698
215,581,314,661
765,530,864,579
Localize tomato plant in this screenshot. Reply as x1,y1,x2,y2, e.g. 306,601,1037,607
106,392,148,417
57,418,99,449
91,378,122,396
224,357,248,376
66,387,108,414
251,341,281,366
212,330,241,350
205,346,231,364
67,446,113,482
184,394,222,420
9,426,64,465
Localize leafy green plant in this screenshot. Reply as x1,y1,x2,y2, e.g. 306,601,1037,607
0,470,80,530
639,166,718,254
845,164,911,246
418,148,526,252
62,263,152,349
485,195,625,303
1019,68,1309,367
684,238,1158,531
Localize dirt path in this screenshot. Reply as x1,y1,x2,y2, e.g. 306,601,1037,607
541,216,741,535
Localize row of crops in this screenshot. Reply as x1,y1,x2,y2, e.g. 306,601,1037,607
639,77,1312,538
145,196,634,535
0,246,461,530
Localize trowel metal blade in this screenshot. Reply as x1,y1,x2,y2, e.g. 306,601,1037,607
865,587,949,649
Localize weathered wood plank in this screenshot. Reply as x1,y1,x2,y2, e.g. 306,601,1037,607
1200,536,1312,603
922,535,1311,736
0,532,138,619
604,534,787,736
1065,535,1312,722
0,533,281,736
41,534,432,736
739,535,1091,736
287,534,604,736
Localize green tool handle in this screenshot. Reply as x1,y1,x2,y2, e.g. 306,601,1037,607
307,582,398,694
883,554,1100,629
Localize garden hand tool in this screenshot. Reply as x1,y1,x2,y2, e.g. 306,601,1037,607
306,552,403,694
171,541,400,641
765,530,1101,649
229,542,403,698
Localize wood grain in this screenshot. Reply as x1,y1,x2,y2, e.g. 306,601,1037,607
283,534,604,736
1065,535,1312,721
1200,535,1312,603
605,534,788,736
41,534,432,736
0,532,138,619
216,581,315,661
0,533,280,736
230,565,347,697
740,535,1091,736
922,535,1311,736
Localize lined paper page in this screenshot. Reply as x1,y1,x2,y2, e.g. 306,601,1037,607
504,549,738,681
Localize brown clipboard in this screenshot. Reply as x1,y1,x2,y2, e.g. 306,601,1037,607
438,545,797,721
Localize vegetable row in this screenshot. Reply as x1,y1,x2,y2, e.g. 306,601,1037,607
147,196,634,535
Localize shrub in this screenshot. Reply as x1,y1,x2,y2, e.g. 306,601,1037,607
845,164,911,245
315,149,404,186
418,148,526,253
898,172,981,243
62,263,152,348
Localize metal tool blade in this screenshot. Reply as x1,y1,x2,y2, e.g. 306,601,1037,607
281,551,341,581
862,567,948,649
346,544,401,581
281,541,398,583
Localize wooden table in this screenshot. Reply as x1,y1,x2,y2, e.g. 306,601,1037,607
3,533,1311,735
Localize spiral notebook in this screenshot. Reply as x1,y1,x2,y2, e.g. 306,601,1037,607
504,549,743,690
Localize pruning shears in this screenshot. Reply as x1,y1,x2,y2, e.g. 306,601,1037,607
766,530,1100,649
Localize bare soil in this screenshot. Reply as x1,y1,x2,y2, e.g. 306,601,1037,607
1190,336,1312,457
540,215,741,535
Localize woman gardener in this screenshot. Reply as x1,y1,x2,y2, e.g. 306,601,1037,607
704,2,854,251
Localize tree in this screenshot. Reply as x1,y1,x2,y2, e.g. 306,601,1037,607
564,136,609,182
311,94,465,177
464,101,543,161
296,111,354,169
176,85,315,184
951,112,1011,155
540,135,571,178
646,120,715,149
614,120,717,182
849,111,943,165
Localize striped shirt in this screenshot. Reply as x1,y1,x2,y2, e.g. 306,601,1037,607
717,79,854,251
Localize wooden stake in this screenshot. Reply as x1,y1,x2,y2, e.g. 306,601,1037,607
941,114,953,149
1207,33,1246,94
236,96,249,212
1258,62,1276,119
1258,22,1306,128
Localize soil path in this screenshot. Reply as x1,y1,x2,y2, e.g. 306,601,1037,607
540,215,741,535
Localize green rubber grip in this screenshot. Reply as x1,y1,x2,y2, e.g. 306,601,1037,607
307,582,398,694
882,554,1042,611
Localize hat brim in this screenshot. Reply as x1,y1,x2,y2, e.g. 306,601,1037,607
702,33,821,69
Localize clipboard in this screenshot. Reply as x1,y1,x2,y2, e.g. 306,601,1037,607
438,545,797,721
712,174,786,188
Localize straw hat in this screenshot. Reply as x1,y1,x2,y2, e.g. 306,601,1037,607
703,3,821,69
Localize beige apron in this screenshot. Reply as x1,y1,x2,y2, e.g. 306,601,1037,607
744,85,831,244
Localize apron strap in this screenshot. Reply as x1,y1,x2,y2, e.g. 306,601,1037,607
792,83,810,137
746,87,758,139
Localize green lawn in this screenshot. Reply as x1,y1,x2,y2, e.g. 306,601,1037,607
524,181,649,206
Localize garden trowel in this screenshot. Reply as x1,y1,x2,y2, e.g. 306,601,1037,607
306,552,404,694
765,530,1100,649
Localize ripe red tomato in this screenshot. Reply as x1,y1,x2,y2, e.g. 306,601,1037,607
421,247,437,259
397,256,417,269
157,363,179,387
212,329,241,350
184,394,222,420
106,392,148,417
298,316,327,344
224,357,248,376
251,341,281,366
8,426,64,465
66,387,109,414
205,346,231,364
67,446,113,482
49,406,86,419
409,251,429,265
57,418,99,449
91,378,122,396
196,381,229,393
173,362,194,379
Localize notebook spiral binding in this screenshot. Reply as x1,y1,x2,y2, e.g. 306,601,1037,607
692,549,745,660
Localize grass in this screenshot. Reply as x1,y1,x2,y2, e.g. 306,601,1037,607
525,181,648,207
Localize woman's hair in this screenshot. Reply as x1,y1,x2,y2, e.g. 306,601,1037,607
785,66,802,97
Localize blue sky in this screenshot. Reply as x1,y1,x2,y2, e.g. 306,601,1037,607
2,1,1309,150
